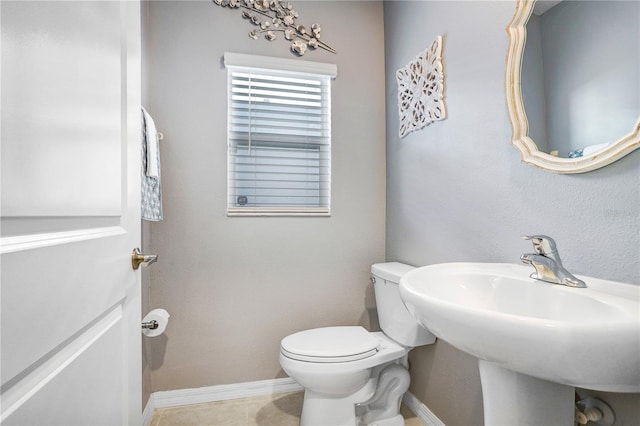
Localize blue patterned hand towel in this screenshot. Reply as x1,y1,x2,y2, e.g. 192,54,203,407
141,107,163,221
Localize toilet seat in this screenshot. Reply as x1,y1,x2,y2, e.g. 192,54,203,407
281,326,379,363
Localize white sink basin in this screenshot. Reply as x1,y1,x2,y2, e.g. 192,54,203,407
399,262,640,393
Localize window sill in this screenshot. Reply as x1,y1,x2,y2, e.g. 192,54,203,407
227,208,331,217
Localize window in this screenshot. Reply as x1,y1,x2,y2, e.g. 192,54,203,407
224,53,336,216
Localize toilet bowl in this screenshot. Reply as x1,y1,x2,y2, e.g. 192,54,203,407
279,262,436,426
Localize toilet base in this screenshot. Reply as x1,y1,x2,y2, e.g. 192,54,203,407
299,363,411,426
359,414,404,426
300,379,376,426
357,364,410,425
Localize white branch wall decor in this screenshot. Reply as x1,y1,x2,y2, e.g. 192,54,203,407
212,0,336,56
396,36,446,138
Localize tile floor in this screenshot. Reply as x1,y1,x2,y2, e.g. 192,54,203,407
150,391,424,426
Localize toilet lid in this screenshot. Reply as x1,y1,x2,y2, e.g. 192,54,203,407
280,326,379,363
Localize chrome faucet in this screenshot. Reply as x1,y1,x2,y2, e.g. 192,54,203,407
520,235,586,288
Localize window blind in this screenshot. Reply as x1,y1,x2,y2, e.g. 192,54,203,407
226,62,332,216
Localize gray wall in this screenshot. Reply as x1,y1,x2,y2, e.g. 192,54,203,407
141,0,386,395
384,1,640,424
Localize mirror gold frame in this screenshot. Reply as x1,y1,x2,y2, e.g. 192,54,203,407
505,0,640,173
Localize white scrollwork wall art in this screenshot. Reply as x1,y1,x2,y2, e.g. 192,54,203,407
396,36,446,138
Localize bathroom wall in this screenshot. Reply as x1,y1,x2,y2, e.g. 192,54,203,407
384,1,640,424
141,0,386,398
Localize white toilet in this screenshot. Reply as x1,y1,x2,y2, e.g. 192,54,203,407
279,262,436,426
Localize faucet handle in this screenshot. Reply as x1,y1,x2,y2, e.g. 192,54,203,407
521,235,561,262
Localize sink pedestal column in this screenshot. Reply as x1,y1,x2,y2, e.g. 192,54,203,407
479,360,575,426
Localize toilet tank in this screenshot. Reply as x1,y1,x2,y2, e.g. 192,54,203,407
371,262,436,347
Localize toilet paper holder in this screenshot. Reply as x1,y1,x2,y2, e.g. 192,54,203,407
141,320,159,330
141,308,170,337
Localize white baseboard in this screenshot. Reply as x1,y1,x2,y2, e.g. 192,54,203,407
141,378,444,426
141,399,155,426
142,377,303,425
403,392,446,426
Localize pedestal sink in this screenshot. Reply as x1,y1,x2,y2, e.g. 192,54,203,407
399,263,640,425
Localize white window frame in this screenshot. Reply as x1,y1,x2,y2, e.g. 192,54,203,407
224,52,337,217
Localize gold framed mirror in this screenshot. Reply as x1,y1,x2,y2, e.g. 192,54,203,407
505,0,640,173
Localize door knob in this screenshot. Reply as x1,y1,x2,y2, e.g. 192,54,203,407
131,248,158,270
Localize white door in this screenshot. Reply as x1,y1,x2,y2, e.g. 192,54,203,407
1,1,142,424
